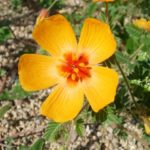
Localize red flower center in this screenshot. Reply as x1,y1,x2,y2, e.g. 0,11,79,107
59,52,91,84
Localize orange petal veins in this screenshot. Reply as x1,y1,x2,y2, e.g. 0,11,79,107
82,66,118,112
33,14,77,56
78,18,116,64
40,83,84,122
18,54,59,91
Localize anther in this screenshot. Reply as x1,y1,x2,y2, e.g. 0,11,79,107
73,68,79,73
79,63,85,67
71,74,76,80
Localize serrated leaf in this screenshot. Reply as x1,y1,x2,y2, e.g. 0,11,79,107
75,119,85,136
99,12,107,22
125,25,143,40
115,51,129,64
19,146,29,150
107,113,122,125
104,107,123,125
85,3,98,17
30,138,45,150
44,122,62,141
126,38,138,54
0,103,11,118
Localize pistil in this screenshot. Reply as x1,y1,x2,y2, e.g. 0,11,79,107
59,52,91,84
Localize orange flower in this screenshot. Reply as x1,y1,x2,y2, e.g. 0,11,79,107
18,14,118,122
133,18,150,31
93,0,114,2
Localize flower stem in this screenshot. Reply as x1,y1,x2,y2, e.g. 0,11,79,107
114,56,138,107
105,3,138,108
105,2,109,22
66,120,75,149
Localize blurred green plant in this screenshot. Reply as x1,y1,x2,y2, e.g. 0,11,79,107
0,69,6,77
19,138,45,150
11,0,22,10
75,118,85,136
0,80,31,100
0,103,11,118
0,27,12,44
44,122,62,141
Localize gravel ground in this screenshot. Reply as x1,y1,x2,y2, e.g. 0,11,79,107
0,0,148,150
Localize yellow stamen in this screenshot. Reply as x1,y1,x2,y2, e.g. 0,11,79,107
71,74,76,80
79,63,85,67
74,68,79,73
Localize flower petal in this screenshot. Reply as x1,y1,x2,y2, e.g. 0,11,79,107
40,83,84,122
78,18,116,64
18,54,59,91
82,66,118,112
33,14,77,55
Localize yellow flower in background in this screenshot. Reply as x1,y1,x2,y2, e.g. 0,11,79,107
93,0,114,2
18,14,118,122
133,18,150,31
143,117,150,135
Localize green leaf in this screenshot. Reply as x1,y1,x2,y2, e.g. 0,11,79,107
113,128,128,140
30,138,45,150
85,3,98,17
44,122,62,141
0,69,6,77
0,80,31,100
115,51,129,64
0,27,12,44
92,109,107,123
143,134,150,144
0,103,11,118
75,119,85,136
11,0,22,10
126,38,138,54
125,25,143,40
104,107,123,125
5,137,13,150
99,12,107,22
19,146,29,150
